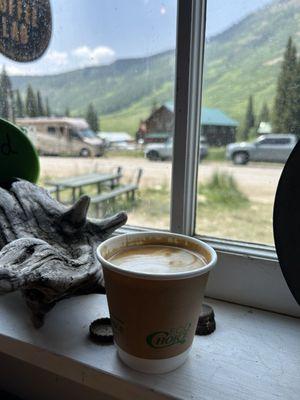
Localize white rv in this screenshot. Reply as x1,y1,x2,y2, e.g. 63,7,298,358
16,117,105,157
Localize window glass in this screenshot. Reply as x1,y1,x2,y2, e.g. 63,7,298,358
273,138,292,145
257,139,274,145
197,0,296,245
47,126,56,134
1,0,177,229
69,129,79,140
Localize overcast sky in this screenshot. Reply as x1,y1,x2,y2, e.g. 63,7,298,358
0,0,273,75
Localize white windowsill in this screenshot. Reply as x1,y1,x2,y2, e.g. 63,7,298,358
0,292,299,400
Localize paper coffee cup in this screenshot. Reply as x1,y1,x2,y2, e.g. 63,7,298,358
97,232,217,373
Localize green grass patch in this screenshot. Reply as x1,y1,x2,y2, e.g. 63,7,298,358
199,171,249,209
106,149,144,158
101,104,151,135
206,147,226,161
89,195,140,219
137,185,170,218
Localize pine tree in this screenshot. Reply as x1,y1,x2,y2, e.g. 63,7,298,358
0,67,14,121
15,89,24,117
25,85,38,117
289,59,300,134
45,98,51,117
273,37,297,132
242,95,255,140
86,103,99,132
258,103,270,124
36,90,45,116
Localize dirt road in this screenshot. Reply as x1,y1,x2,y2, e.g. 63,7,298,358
40,156,283,204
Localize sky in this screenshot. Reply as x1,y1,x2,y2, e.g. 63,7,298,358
0,0,273,76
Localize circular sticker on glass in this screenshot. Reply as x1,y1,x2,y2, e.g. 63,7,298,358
0,0,52,62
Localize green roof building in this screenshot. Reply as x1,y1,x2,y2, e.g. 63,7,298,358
137,101,239,146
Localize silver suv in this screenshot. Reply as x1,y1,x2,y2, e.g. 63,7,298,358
226,134,298,165
145,137,208,161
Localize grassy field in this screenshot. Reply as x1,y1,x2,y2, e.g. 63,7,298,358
100,81,174,135
105,149,144,158
40,157,274,245
205,147,226,162
101,107,148,136
87,171,273,244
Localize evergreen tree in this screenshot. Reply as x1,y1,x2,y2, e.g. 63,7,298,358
258,103,270,124
15,89,24,117
242,95,255,140
25,85,38,117
86,103,99,132
273,37,297,132
45,98,51,116
0,67,14,121
36,90,45,116
289,59,300,133
65,107,70,117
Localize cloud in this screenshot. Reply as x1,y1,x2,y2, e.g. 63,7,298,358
5,65,26,75
44,50,69,66
0,46,115,76
72,46,116,67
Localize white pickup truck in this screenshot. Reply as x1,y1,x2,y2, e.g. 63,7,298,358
226,134,298,165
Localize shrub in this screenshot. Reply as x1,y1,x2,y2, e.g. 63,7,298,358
199,171,248,208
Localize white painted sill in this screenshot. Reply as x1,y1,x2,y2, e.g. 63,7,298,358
0,292,299,400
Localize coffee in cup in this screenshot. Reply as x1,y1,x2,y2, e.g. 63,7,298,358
109,244,206,273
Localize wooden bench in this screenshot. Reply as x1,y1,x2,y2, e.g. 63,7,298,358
90,168,143,216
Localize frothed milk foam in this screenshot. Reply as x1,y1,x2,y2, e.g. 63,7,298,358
108,245,206,274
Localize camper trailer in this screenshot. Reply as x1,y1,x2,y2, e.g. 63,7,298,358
16,117,105,157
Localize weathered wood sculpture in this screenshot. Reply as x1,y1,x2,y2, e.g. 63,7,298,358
0,179,127,327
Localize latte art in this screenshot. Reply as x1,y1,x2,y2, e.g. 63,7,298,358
108,245,206,274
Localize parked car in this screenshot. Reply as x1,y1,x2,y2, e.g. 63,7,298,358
145,137,208,161
97,132,136,150
142,133,171,144
16,117,105,157
226,134,298,165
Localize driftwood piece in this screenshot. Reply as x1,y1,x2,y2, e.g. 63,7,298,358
0,179,127,327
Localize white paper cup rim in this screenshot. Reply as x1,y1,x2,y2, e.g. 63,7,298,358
97,231,217,280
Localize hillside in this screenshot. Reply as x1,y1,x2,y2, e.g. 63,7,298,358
12,49,175,116
10,0,300,134
202,0,300,122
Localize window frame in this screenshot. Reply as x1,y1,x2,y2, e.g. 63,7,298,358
119,0,300,317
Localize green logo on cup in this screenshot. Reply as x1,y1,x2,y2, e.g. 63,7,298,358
146,323,191,349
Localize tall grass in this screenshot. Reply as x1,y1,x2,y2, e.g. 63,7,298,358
199,171,248,208
205,147,226,161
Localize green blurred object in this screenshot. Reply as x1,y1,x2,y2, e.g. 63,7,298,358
0,118,40,183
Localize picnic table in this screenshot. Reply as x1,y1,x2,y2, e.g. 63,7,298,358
46,167,122,203
90,168,143,217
